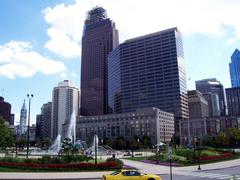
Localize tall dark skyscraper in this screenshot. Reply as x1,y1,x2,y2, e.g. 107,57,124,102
108,27,189,134
81,7,119,116
0,96,11,124
226,87,240,116
196,78,226,116
229,49,240,88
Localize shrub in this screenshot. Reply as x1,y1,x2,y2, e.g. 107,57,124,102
106,158,123,168
175,148,194,162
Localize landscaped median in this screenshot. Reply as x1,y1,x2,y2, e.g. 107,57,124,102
0,156,124,171
124,148,239,166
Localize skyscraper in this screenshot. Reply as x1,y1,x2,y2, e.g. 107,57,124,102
81,7,119,116
108,27,189,134
196,78,226,116
188,90,209,118
51,80,79,140
0,96,11,124
36,102,52,141
229,49,240,87
226,87,240,116
18,100,27,135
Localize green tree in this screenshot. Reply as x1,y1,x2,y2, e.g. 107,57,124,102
0,117,14,150
142,135,152,148
216,132,229,147
114,136,126,149
17,137,27,149
226,128,240,146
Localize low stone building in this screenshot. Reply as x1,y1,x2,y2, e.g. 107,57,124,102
180,116,240,145
76,107,174,145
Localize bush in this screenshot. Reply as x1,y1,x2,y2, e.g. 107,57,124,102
175,148,194,162
106,158,123,168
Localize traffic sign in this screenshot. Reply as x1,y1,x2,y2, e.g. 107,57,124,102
168,145,172,159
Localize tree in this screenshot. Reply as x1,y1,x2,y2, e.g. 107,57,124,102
114,136,126,149
226,128,240,146
0,117,14,150
216,132,229,147
142,135,152,148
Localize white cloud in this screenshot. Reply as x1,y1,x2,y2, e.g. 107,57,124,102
43,0,240,58
60,72,67,78
71,71,77,77
0,41,66,79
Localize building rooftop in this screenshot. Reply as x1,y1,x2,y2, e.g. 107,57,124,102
85,6,107,25
124,27,178,44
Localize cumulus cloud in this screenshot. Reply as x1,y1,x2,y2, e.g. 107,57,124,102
0,41,66,79
43,2,86,58
43,0,240,58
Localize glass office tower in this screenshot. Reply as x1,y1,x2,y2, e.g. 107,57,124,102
81,7,119,116
196,78,226,116
108,27,189,134
229,49,240,88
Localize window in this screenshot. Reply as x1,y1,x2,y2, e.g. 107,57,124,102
122,171,141,176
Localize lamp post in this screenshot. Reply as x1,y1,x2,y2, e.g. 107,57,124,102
197,138,201,171
26,94,33,158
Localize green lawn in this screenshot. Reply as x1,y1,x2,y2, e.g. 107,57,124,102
124,156,149,161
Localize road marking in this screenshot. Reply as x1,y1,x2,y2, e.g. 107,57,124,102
180,172,240,179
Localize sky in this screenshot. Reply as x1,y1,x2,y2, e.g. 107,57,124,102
0,0,239,125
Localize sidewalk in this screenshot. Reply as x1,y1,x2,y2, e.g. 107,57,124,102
121,158,240,174
0,171,107,179
0,159,239,179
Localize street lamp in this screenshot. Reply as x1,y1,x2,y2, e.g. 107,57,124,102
26,94,33,158
197,138,201,171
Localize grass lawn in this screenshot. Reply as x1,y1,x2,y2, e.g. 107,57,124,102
0,167,32,172
124,156,149,161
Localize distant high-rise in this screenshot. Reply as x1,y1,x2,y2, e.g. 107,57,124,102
196,78,226,116
0,96,11,124
188,90,209,118
108,27,189,134
81,7,119,116
36,102,52,141
51,80,79,140
18,100,27,135
226,87,240,116
229,49,240,87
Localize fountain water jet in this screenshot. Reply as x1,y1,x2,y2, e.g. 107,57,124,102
47,134,61,155
66,111,76,144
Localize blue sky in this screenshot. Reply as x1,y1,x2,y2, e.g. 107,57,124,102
0,0,239,125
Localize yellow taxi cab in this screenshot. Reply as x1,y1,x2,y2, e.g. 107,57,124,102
102,169,162,180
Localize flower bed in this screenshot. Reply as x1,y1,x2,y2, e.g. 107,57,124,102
0,161,120,171
199,152,233,161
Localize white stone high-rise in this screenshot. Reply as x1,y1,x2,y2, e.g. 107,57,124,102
51,80,80,140
18,100,27,135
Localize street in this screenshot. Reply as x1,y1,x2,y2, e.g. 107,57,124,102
161,166,240,180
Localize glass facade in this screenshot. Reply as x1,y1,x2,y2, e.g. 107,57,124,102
196,78,226,116
229,49,240,88
226,87,240,116
108,27,189,134
81,7,119,116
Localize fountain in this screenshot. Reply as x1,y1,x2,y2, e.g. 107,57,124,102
31,111,117,157
66,111,76,144
46,134,61,155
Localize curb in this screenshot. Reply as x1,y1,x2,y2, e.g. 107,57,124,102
194,164,240,172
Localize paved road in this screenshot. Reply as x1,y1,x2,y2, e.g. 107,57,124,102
162,166,240,180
